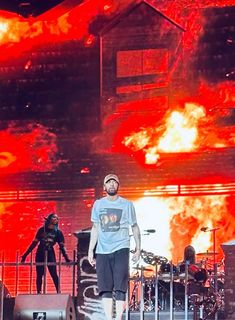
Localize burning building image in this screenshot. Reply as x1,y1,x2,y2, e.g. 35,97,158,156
0,0,235,319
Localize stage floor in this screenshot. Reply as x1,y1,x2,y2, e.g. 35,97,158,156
3,297,225,320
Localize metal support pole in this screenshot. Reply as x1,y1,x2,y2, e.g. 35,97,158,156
184,263,189,320
199,303,204,319
29,252,33,294
58,251,61,293
213,230,216,269
154,264,159,320
169,262,173,320
0,252,4,320
42,250,48,294
140,266,144,320
214,263,218,320
72,250,76,297
125,281,129,320
15,251,19,296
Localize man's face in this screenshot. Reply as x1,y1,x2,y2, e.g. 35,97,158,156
104,179,119,196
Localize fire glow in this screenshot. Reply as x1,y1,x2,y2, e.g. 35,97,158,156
0,1,119,61
0,124,58,173
133,194,229,266
122,99,235,165
157,104,205,153
122,102,204,165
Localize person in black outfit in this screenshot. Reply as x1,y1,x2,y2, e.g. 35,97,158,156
184,245,196,265
21,213,70,294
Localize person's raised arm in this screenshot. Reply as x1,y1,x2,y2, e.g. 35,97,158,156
131,223,141,263
88,222,98,267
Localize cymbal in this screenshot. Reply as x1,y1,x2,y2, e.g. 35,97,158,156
197,252,218,256
153,255,168,263
132,266,153,272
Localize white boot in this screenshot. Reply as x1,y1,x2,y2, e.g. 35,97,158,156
102,297,113,320
115,300,125,320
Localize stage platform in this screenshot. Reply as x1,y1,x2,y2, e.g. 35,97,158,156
1,300,196,320
3,297,225,320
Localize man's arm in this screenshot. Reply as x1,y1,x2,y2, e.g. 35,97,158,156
88,222,98,267
131,223,141,263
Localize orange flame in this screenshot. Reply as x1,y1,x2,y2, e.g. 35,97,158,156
123,103,206,164
0,152,16,168
122,97,235,165
133,194,228,266
157,103,205,152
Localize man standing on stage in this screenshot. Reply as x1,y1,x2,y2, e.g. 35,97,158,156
88,174,141,320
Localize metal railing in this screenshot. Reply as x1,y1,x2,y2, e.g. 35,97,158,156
127,262,223,320
0,250,77,320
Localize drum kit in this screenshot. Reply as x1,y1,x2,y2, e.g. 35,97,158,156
129,250,225,319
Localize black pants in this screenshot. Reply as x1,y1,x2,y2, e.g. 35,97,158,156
35,249,59,294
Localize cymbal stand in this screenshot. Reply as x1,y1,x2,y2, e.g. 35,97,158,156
210,228,219,268
191,292,220,320
190,294,203,320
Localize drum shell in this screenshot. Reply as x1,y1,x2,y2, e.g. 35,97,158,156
159,263,178,275
178,263,187,278
188,265,208,282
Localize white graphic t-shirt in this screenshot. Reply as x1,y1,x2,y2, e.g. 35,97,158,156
91,196,137,254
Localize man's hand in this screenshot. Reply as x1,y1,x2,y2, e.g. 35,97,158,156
88,250,96,267
131,223,141,264
132,249,141,264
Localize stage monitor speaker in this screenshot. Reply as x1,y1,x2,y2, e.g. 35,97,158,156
13,293,76,320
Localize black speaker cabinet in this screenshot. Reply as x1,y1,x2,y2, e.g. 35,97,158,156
13,294,76,320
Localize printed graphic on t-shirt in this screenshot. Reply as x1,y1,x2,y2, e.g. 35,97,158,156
99,208,122,232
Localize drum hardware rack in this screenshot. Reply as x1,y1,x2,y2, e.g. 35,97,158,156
128,250,224,320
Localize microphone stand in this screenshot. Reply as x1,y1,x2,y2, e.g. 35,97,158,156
201,227,220,270
207,227,220,271
200,227,220,320
210,227,220,320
